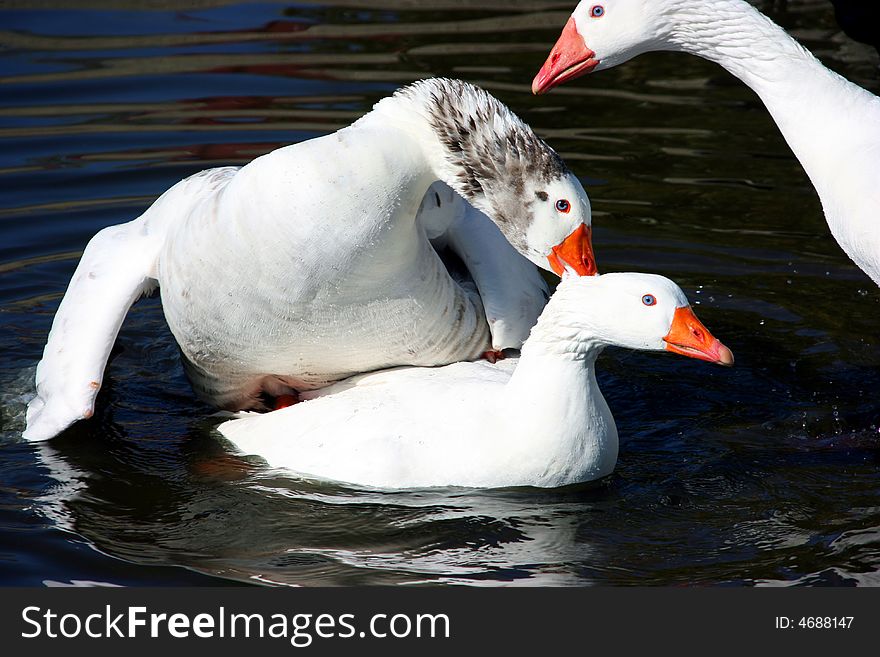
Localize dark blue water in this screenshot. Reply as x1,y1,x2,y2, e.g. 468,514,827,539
1,0,879,586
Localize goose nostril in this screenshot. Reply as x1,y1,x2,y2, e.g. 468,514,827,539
576,258,597,276
691,327,704,340
552,52,561,64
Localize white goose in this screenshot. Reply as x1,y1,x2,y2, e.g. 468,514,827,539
532,0,880,286
218,272,734,490
24,78,598,442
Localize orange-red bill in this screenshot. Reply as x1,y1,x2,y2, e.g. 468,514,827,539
663,306,734,366
532,17,599,95
547,223,598,277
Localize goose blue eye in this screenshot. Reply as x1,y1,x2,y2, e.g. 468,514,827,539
642,294,656,306
591,5,605,18
555,199,571,213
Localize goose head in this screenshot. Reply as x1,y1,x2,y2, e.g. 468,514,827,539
553,272,734,365
398,78,598,276
452,110,598,276
518,171,595,277
532,0,666,94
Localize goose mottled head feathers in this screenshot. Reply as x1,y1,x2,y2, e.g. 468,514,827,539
369,78,594,272
395,78,568,206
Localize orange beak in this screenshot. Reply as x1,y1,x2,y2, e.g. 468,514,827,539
532,17,599,95
547,223,598,277
663,306,734,366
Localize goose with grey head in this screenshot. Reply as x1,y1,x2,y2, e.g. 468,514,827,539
532,0,880,287
218,272,733,490
24,78,597,442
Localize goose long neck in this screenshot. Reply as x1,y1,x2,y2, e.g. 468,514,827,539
659,0,875,197
662,0,809,84
498,285,617,484
504,283,604,401
360,79,568,252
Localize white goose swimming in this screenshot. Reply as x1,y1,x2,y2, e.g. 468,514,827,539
218,272,734,490
532,0,880,286
24,78,598,442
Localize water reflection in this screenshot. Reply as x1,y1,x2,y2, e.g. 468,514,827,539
33,435,613,586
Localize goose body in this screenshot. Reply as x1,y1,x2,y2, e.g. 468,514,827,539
533,0,880,286
24,79,597,442
218,273,734,490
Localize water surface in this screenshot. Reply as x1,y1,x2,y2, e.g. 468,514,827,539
1,0,879,586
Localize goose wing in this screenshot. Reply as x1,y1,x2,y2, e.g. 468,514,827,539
23,221,162,441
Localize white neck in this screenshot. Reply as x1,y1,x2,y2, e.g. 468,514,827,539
496,285,618,486
657,0,880,281
662,0,808,81
659,1,877,189
357,88,455,186
355,79,570,253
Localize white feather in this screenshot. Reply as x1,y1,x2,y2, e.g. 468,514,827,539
25,79,587,441
217,273,715,490
558,0,880,284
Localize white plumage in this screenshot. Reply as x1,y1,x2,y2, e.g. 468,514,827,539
534,0,880,285
25,79,596,442
218,273,733,490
